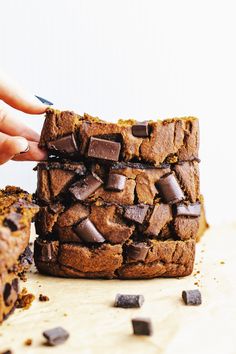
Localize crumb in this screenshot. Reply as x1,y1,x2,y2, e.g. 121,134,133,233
63,313,68,317
16,287,35,309
220,261,225,264
194,282,199,286
39,294,49,302
24,338,32,346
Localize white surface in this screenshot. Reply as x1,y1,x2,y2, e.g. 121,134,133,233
0,225,235,354
0,0,236,225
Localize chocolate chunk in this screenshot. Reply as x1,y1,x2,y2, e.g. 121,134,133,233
132,317,153,335
43,327,69,346
132,122,149,137
87,137,121,161
74,218,105,243
114,294,144,308
69,174,103,201
3,282,16,307
124,204,149,224
182,289,202,305
106,174,126,191
157,173,185,204
176,202,201,217
12,278,19,293
47,134,78,154
126,243,149,261
19,246,33,267
34,239,58,262
4,212,22,231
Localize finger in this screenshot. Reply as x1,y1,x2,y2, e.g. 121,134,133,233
0,132,29,165
0,104,40,141
0,70,48,114
12,141,47,162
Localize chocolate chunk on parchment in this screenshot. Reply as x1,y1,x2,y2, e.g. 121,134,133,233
157,173,185,204
74,218,105,243
4,212,22,231
126,243,149,261
47,134,78,154
182,289,202,305
87,137,121,161
114,294,145,308
124,204,149,224
106,174,126,191
132,317,153,336
132,122,149,137
176,202,201,217
69,174,103,201
43,327,69,346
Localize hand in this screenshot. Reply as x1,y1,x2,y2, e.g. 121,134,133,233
0,70,48,165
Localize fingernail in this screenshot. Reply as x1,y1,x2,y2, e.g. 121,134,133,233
35,95,53,105
14,138,29,154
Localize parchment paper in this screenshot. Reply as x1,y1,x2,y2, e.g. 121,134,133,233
0,224,235,354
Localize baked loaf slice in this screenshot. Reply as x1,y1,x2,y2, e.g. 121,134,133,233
34,109,208,279
0,186,38,322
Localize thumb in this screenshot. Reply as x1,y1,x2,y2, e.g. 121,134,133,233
0,70,48,114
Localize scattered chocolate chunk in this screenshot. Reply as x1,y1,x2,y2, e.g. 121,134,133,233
115,294,145,308
106,174,126,191
87,137,121,161
74,218,105,243
157,173,185,204
182,289,202,305
69,174,103,201
132,317,153,335
43,327,69,346
176,202,201,217
3,212,22,231
126,243,149,261
47,134,78,154
19,246,33,267
24,338,32,346
124,204,149,224
131,122,149,137
39,294,50,302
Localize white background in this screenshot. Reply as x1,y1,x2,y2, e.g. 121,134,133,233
0,0,236,225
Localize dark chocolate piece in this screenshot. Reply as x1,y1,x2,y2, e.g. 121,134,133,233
34,239,58,262
126,243,149,261
182,289,202,305
3,282,16,307
176,202,201,217
47,134,78,154
157,173,185,204
132,317,153,336
132,122,149,137
106,174,126,191
124,204,149,224
87,137,121,161
12,278,19,293
69,174,103,201
114,294,144,308
4,212,22,231
35,95,53,106
19,246,33,267
74,218,105,243
43,327,69,346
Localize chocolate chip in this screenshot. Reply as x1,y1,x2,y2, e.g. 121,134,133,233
114,294,144,308
176,202,201,217
47,134,78,154
3,282,16,307
132,317,153,335
69,174,103,201
126,243,149,261
74,218,105,243
12,278,19,293
34,239,58,262
124,204,149,224
157,173,185,204
87,137,121,161
106,174,126,191
43,327,69,346
182,289,202,305
4,212,22,231
132,122,149,137
19,246,33,267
